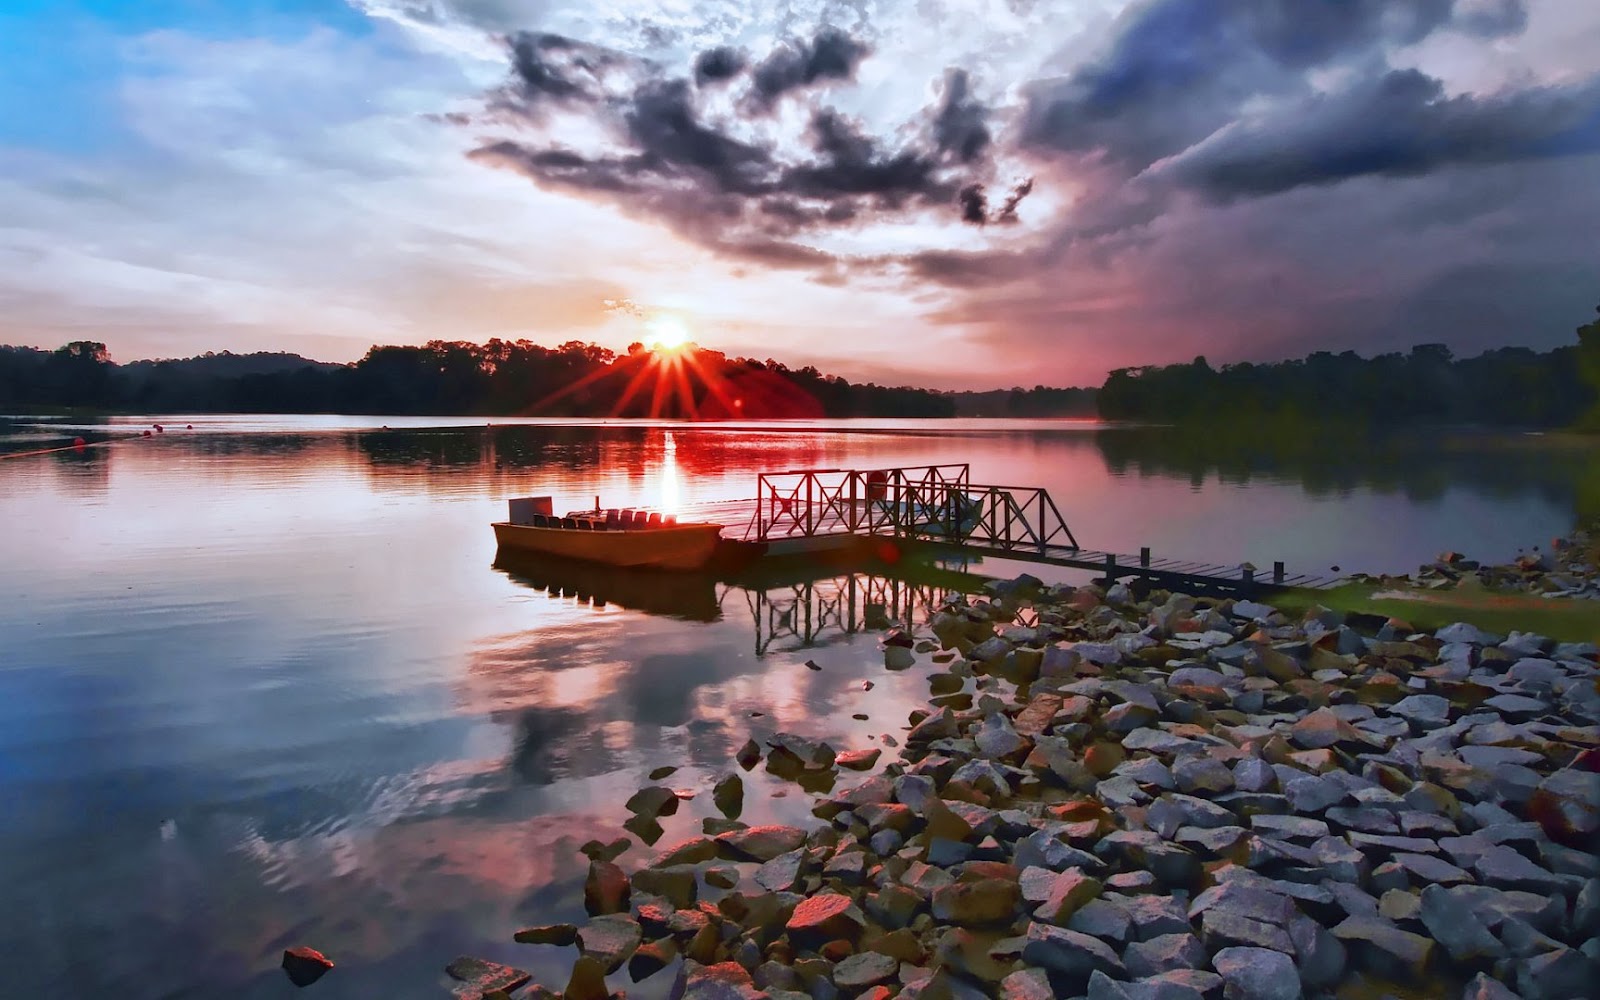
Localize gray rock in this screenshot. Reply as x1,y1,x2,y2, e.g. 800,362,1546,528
1474,845,1566,895
1234,758,1277,793
1331,916,1435,981
1021,922,1125,978
1173,756,1235,794
1249,814,1329,841
1419,884,1506,964
1200,908,1295,955
1124,933,1206,978
1211,946,1301,1000
1287,912,1346,989
831,951,897,991
1067,897,1133,944
1391,851,1474,886
1389,694,1452,728
999,968,1054,1000
975,712,1028,759
1283,776,1346,813
1437,622,1503,646
1460,971,1522,1000
1121,894,1192,942
1515,947,1597,1000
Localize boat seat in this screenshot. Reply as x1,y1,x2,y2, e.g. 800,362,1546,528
605,509,621,529
663,514,677,525
576,519,593,530
647,512,663,527
531,513,549,527
561,517,578,529
630,511,649,526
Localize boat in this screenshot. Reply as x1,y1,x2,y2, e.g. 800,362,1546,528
492,496,724,571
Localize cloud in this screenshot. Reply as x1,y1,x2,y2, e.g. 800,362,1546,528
693,45,745,86
463,27,1010,271
1161,68,1600,201
746,27,870,111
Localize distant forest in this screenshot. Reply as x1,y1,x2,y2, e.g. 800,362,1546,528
2,308,1596,426
1102,310,1600,430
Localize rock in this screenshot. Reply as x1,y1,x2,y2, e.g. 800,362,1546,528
445,957,533,997
932,879,1022,926
1021,922,1126,979
1200,908,1295,955
736,738,761,769
1291,708,1376,751
1515,947,1597,1000
281,947,334,987
833,951,898,991
1234,758,1277,793
1418,884,1504,964
1033,868,1103,925
1210,946,1300,1000
1389,694,1452,729
1529,767,1599,847
786,893,864,946
716,825,809,862
629,938,677,982
565,955,610,1000
975,712,1029,759
837,748,881,770
577,914,642,973
1331,916,1435,981
585,861,631,915
671,960,766,1000
712,773,744,819
514,923,579,946
1068,897,1133,944
626,785,680,819
1124,933,1206,978
1173,756,1235,794
999,968,1055,1000
633,864,698,908
581,837,632,862
1460,971,1521,999
1474,845,1566,895
755,849,806,892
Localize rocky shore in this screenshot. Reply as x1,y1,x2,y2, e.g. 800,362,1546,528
1351,530,1600,600
429,564,1599,1000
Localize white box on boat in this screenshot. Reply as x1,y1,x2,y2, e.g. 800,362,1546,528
508,496,553,524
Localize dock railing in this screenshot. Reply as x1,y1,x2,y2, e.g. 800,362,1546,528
750,464,1080,553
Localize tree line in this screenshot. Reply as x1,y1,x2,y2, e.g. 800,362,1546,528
0,339,957,418
1099,313,1600,430
4,308,1597,426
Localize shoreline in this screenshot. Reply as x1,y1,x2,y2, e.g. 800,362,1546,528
404,538,1600,1000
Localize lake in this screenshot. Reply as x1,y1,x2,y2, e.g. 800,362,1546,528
0,415,1593,996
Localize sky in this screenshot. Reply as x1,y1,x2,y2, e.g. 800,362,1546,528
2,0,1598,389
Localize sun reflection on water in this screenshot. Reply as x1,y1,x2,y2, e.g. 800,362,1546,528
658,430,681,514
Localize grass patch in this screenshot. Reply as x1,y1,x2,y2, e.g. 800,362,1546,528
1274,581,1600,644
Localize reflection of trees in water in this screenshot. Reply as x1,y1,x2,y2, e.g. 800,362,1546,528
1094,425,1597,510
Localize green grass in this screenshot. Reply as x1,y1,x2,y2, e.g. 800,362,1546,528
1275,581,1600,644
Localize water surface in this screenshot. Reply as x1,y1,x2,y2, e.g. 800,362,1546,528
0,416,1592,996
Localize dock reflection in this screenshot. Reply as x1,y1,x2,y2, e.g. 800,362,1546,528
490,550,983,654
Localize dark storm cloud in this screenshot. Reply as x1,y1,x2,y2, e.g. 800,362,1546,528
1017,0,1527,173
932,69,991,163
693,46,746,87
466,28,1002,271
746,28,871,111
1166,69,1600,201
504,31,623,107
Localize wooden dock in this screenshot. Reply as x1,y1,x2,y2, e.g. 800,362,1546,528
657,464,1345,596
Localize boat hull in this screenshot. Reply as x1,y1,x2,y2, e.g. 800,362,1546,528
492,521,724,571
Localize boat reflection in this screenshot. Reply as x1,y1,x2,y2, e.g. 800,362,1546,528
492,549,723,622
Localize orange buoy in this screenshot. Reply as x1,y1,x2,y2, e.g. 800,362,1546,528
142,430,152,437
186,424,193,430
73,437,86,449
154,424,163,432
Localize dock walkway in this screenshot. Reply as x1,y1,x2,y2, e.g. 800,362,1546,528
661,464,1344,595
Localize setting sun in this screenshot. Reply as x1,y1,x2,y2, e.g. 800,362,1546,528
645,316,691,352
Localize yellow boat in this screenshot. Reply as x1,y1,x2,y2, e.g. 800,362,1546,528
492,497,724,571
